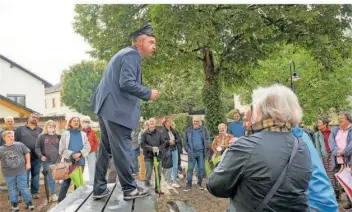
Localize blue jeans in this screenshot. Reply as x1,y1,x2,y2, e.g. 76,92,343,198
27,159,41,194
43,162,56,195
132,147,140,174
58,178,71,202
166,148,179,184
187,151,205,186
5,173,32,204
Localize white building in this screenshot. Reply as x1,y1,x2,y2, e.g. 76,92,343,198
0,54,52,117
233,95,249,113
44,77,98,126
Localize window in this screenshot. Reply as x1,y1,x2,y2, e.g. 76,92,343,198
60,97,64,107
7,95,26,106
52,98,56,108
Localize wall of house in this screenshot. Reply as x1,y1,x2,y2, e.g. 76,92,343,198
0,59,46,114
0,104,19,118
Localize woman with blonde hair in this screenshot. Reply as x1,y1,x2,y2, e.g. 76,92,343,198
207,84,312,211
58,117,91,202
35,120,61,202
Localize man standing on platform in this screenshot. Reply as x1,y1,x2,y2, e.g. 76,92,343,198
92,24,160,200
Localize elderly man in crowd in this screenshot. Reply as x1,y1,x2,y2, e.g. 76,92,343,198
0,116,16,146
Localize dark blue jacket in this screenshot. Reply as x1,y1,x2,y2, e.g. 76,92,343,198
184,126,210,157
91,46,151,129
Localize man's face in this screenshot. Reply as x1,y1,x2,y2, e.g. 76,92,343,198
139,36,156,58
6,119,14,128
193,120,200,129
243,110,252,129
4,133,14,143
29,114,39,125
233,112,241,121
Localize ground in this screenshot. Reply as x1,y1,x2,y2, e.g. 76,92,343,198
0,171,348,211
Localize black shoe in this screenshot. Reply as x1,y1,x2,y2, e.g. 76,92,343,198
26,202,34,211
93,189,110,199
124,186,150,201
11,203,19,211
183,185,192,192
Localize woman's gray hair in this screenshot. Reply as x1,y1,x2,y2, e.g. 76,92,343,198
339,111,352,123
251,84,302,125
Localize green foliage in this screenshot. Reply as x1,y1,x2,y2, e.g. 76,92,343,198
93,128,101,141
234,45,352,125
73,4,352,131
61,60,106,121
172,114,191,139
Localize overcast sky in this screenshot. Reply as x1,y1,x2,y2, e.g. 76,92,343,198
0,1,91,85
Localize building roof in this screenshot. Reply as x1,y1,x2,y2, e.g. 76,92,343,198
45,83,62,94
0,94,37,115
0,54,52,88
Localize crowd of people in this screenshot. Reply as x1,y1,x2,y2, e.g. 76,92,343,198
0,115,99,211
0,83,351,211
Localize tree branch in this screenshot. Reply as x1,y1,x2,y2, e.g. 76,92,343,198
218,33,244,73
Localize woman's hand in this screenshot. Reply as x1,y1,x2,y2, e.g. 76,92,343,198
72,153,82,161
216,146,222,152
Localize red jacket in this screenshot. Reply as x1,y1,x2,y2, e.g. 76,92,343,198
83,127,99,153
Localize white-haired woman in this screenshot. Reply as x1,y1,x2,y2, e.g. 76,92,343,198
35,120,61,202
207,84,312,211
211,123,235,166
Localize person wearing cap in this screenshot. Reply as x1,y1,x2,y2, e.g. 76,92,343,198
82,116,99,185
91,23,160,200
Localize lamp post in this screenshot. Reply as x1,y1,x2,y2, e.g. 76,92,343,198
289,60,298,92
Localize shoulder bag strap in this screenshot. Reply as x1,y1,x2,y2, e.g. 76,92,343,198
255,137,299,212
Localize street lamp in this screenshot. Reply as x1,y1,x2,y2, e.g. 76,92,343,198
289,60,299,92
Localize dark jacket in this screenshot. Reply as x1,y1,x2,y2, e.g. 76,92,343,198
91,46,151,129
141,129,166,160
160,127,180,151
174,130,183,154
207,131,312,212
184,126,210,157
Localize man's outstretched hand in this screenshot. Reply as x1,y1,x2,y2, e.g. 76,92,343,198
150,89,161,101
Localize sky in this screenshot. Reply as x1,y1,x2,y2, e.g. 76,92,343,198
0,1,91,85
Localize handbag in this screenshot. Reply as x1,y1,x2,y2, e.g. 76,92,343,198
255,137,299,212
162,147,173,169
49,155,71,180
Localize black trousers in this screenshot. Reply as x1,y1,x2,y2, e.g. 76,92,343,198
93,116,136,195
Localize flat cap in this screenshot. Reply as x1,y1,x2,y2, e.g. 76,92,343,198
130,24,154,40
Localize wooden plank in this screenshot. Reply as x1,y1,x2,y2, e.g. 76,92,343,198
133,181,157,212
175,201,196,212
49,185,93,212
104,183,133,212
76,183,116,212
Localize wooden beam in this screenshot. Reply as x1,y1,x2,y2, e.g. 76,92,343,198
0,98,31,117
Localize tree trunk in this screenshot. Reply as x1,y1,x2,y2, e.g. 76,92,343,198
201,48,225,137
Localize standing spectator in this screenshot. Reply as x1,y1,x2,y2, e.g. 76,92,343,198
207,84,312,211
171,122,184,179
35,120,60,202
0,116,16,146
138,121,149,181
0,131,34,210
228,109,246,138
141,118,165,194
183,116,210,191
211,123,235,165
131,128,141,176
82,117,99,185
328,111,352,210
313,117,341,199
15,113,43,199
161,116,181,189
58,117,91,203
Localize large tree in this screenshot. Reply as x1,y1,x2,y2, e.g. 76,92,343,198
234,45,352,125
73,4,352,135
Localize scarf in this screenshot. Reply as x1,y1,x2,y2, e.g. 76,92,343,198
246,119,292,135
